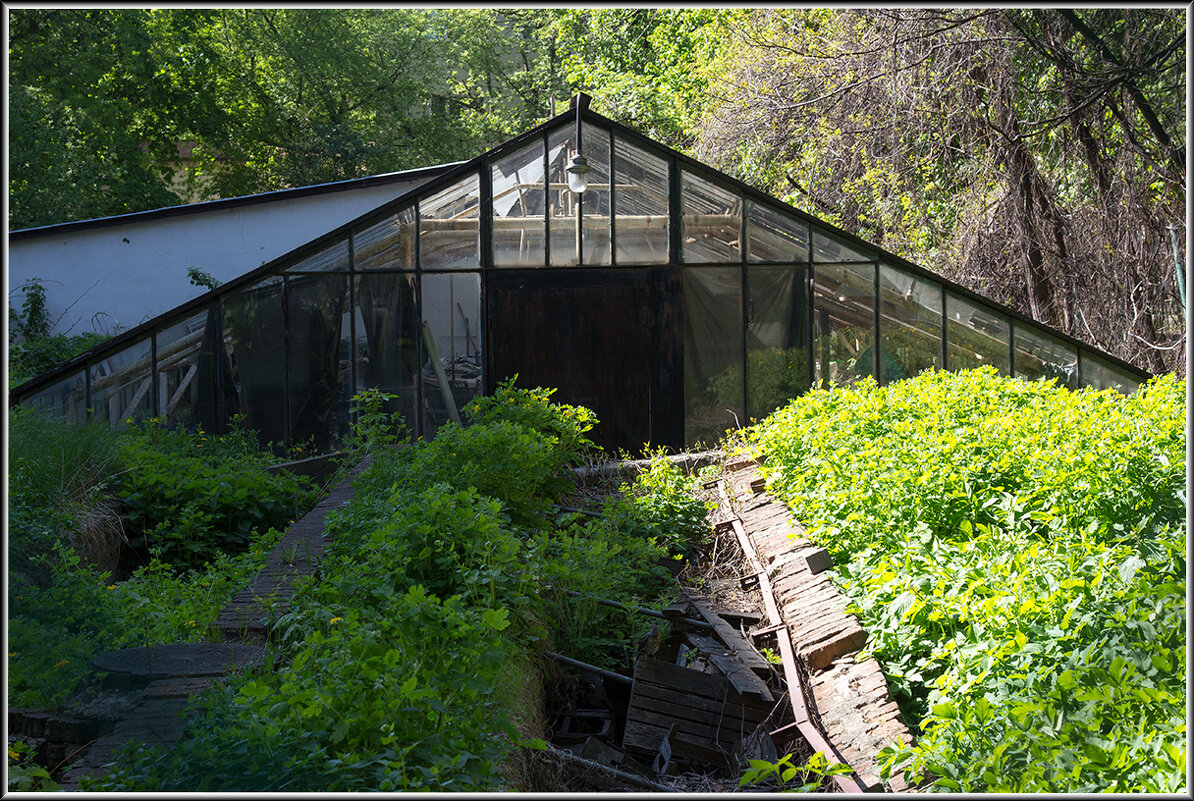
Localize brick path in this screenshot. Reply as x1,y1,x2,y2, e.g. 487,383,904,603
56,455,373,791
722,460,912,792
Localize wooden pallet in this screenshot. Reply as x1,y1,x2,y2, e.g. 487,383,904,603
622,658,775,760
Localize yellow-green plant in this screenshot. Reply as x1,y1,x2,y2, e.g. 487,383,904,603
745,368,1186,792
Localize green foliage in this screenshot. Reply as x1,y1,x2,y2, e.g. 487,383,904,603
115,417,317,570
8,280,112,386
89,385,694,790
185,266,221,290
8,9,562,228
7,406,122,586
745,368,1187,792
739,750,856,792
405,420,569,526
8,740,61,792
7,530,280,709
345,388,407,453
600,452,713,558
552,9,734,148
464,376,597,463
7,9,187,229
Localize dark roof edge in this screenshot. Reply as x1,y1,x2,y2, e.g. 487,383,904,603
8,162,464,241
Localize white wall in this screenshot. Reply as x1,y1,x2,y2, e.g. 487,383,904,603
9,176,439,337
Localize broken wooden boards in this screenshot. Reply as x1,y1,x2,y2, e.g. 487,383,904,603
622,657,774,764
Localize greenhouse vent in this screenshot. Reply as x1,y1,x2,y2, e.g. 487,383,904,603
9,96,1150,455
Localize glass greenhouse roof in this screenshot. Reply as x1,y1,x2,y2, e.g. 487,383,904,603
11,99,1150,454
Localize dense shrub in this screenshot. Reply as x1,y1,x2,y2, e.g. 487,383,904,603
116,417,317,570
464,377,597,462
90,392,695,791
744,368,1186,792
7,406,310,710
8,530,281,709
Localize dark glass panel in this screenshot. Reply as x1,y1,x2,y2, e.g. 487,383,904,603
153,307,225,433
421,272,482,437
747,266,810,420
492,139,547,267
419,173,480,269
222,276,288,451
354,208,416,271
812,262,876,386
287,274,352,453
683,267,743,447
1013,324,1079,387
613,137,669,264
1080,350,1141,394
946,292,1011,374
682,170,742,263
89,338,154,429
746,200,810,263
284,238,349,272
878,264,942,383
355,272,419,438
24,371,87,426
812,228,874,262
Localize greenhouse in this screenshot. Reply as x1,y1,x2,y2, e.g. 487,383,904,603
9,96,1150,453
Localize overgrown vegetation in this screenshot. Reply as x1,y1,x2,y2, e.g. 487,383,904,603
7,406,312,710
116,416,317,570
744,368,1186,792
8,279,110,387
79,382,711,791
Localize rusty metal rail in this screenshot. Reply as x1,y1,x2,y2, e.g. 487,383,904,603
716,481,872,794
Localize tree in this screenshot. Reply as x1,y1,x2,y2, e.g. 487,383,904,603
8,9,189,228
697,8,1185,375
8,9,565,228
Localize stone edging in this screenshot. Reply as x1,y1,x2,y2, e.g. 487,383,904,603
722,458,912,792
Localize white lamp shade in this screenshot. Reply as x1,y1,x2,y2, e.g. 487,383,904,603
566,153,590,194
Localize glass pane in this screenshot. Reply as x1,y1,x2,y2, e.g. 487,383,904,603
813,262,876,387
89,338,154,429
682,170,742,263
354,207,416,271
878,264,942,383
747,200,809,263
421,272,482,438
23,371,87,426
549,122,612,266
355,272,419,438
1080,350,1140,394
153,307,224,433
287,274,352,453
284,238,349,273
946,292,1010,374
1013,324,1078,387
683,267,743,447
547,126,579,267
492,139,546,267
614,136,669,264
812,228,874,262
747,266,810,421
222,277,288,451
419,172,480,270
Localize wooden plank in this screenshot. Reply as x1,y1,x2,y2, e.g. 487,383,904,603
624,715,748,755
633,656,732,698
632,683,771,725
685,595,773,671
683,632,774,703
